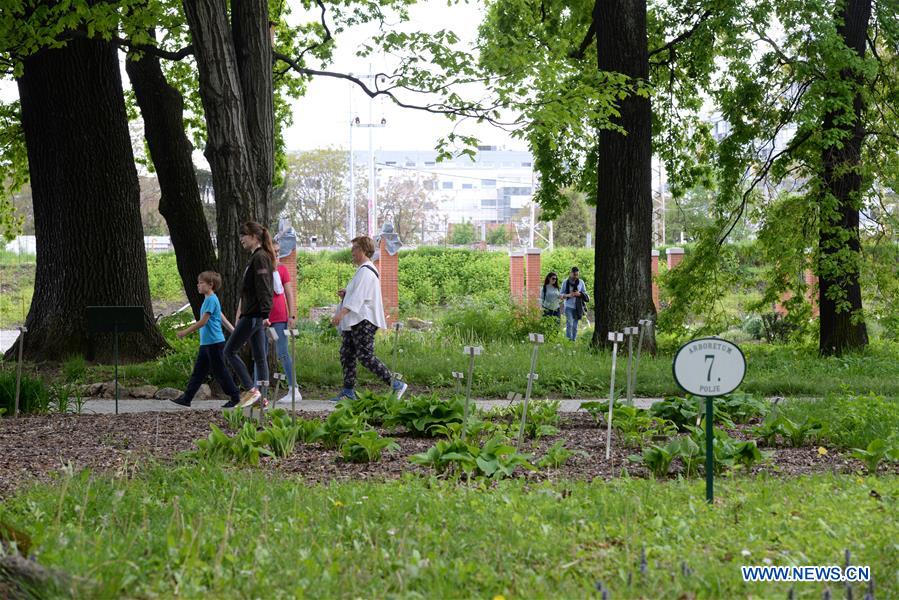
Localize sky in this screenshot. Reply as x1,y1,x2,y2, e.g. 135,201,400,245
0,1,524,156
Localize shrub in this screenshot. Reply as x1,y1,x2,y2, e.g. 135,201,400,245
0,370,50,416
779,393,899,450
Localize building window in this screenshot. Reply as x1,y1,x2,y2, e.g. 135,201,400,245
385,161,397,166
405,161,416,167
442,181,454,190
481,199,496,207
424,180,436,190
481,179,496,187
462,183,473,189
424,161,436,166
521,161,532,167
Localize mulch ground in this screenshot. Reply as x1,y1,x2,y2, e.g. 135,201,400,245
0,411,892,499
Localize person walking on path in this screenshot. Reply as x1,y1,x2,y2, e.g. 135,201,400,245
267,239,299,404
561,266,588,341
225,221,275,409
171,271,242,408
540,271,562,322
330,236,408,402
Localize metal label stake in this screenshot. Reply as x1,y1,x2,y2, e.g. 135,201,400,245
391,322,403,385
517,333,544,450
634,319,652,393
462,345,483,440
13,326,26,417
605,331,624,460
451,371,465,396
289,328,299,419
624,326,638,407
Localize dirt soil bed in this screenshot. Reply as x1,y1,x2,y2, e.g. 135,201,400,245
1,411,891,498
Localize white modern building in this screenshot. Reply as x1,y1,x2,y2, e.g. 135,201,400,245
355,146,537,228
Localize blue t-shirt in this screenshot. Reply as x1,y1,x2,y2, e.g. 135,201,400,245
199,294,226,346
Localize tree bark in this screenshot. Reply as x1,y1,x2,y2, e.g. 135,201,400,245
232,0,274,224
182,0,259,318
10,38,168,362
591,0,657,351
817,0,871,355
126,40,219,320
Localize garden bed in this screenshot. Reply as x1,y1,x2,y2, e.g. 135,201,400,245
1,410,889,499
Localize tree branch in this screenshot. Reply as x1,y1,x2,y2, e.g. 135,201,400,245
569,20,596,60
296,0,333,63
648,10,712,58
65,29,194,61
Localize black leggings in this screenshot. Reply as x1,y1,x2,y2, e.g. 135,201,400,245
340,320,392,389
184,342,240,403
224,316,267,389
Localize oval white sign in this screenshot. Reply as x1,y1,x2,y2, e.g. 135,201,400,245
672,337,746,397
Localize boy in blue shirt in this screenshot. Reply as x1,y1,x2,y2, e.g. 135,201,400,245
171,271,242,408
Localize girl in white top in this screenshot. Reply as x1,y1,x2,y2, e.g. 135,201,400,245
330,236,408,402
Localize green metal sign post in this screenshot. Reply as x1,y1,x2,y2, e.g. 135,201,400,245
672,337,747,504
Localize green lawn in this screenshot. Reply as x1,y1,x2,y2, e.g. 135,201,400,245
2,465,895,598
85,331,899,400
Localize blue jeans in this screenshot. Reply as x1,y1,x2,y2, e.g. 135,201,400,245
255,322,296,388
565,307,579,341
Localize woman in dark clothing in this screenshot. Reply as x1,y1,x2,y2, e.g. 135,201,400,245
226,221,276,408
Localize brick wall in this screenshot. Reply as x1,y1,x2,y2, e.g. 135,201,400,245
651,250,660,311
666,247,685,270
510,252,525,302
377,238,399,325
280,249,298,318
525,248,542,304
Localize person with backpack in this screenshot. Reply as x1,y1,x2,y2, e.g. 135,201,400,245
329,236,408,402
561,266,588,341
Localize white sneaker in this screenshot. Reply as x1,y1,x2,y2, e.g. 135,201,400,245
277,388,301,404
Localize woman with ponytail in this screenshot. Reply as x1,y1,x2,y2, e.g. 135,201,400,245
225,221,275,408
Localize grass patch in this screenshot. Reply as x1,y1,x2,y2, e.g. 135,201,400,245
1,465,895,598
778,393,899,449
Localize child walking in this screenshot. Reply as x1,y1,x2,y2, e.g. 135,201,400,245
171,271,242,408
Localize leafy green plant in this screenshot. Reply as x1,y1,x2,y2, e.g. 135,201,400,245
684,426,767,474
670,436,702,476
628,443,676,478
718,392,769,423
850,439,899,475
410,435,536,479
779,394,899,450
259,421,300,458
340,430,399,463
776,415,822,448
751,413,783,446
386,394,464,436
483,400,561,440
650,395,735,430
337,390,400,425
62,354,87,383
194,424,273,466
321,408,367,449
0,370,50,416
537,441,583,469
223,408,252,431
580,401,676,447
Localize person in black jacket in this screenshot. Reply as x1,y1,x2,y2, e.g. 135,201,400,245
226,221,276,408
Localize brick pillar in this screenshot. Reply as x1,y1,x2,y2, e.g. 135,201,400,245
378,239,399,325
666,247,685,270
510,252,525,302
279,249,298,318
805,269,819,317
525,248,542,305
651,250,660,311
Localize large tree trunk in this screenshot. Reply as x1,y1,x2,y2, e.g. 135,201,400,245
232,0,274,224
183,0,260,318
10,38,167,362
817,0,871,355
126,40,219,320
591,0,657,351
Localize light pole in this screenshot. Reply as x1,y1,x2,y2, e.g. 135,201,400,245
351,115,386,237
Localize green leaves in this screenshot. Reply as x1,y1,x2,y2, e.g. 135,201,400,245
340,430,399,463
850,438,899,474
410,435,535,480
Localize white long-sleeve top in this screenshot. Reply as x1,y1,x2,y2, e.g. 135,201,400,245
338,260,387,332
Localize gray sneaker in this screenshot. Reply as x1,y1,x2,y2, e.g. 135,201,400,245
392,381,408,400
